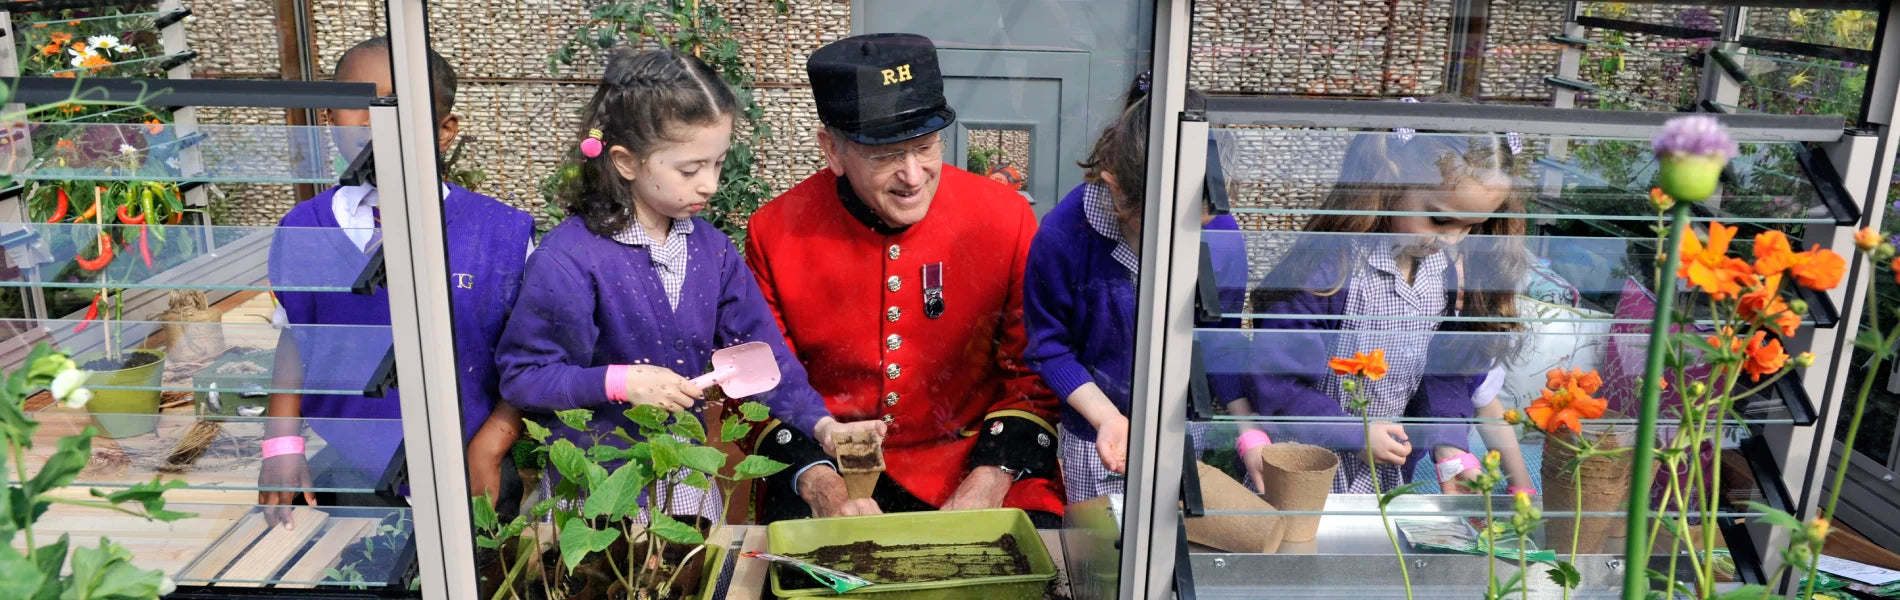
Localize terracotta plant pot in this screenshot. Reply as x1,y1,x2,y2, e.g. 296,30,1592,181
1185,462,1284,553
1257,443,1339,543
81,349,167,438
1542,412,1636,555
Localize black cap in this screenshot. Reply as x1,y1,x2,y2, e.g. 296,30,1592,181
806,33,957,146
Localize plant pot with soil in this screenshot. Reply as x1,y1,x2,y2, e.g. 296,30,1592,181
80,348,166,438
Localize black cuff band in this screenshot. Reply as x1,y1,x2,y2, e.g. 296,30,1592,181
969,415,1057,478
757,421,832,488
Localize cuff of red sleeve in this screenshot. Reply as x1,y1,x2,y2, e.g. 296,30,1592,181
604,365,629,402
1035,360,1096,403
969,412,1058,479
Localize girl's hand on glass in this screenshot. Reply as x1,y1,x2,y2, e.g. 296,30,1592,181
1367,421,1413,465
258,454,316,528
620,365,696,412
1096,415,1129,474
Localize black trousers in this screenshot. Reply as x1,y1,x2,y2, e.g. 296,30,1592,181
303,447,523,522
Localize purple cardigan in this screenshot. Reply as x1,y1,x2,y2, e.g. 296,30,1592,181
1023,185,1248,438
1248,239,1486,472
494,217,831,454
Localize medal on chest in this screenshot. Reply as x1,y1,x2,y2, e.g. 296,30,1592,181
922,262,945,319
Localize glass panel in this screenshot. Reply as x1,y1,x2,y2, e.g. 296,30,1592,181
965,127,1033,193
11,10,180,77
1216,129,1827,224
0,319,392,396
1196,328,1801,425
34,51,194,79
6,123,363,184
27,503,414,587
18,413,404,493
1742,8,1880,52
1733,51,1869,121
1203,231,1818,327
0,224,376,293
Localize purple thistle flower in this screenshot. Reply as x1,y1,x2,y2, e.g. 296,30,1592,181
1889,235,1900,248
1652,115,1738,160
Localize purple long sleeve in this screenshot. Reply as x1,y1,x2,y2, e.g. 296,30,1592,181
495,250,613,412
709,230,830,438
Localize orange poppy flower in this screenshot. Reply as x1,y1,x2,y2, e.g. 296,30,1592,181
1680,223,1758,300
1743,331,1788,382
48,32,72,45
1892,256,1900,286
1544,368,1602,395
40,43,60,56
1707,327,1744,356
71,42,86,53
1754,230,1798,276
1327,349,1388,381
1526,383,1608,434
1788,246,1846,291
56,139,74,152
1739,274,1800,337
80,54,110,73
144,119,164,135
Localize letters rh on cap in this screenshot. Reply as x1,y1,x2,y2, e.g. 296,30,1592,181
881,64,914,85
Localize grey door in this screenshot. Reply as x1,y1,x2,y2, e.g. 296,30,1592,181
936,48,1090,217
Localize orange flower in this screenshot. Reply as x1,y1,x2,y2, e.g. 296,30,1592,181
1739,274,1800,337
1788,246,1846,291
144,119,164,135
1327,349,1388,381
80,54,110,73
52,71,76,79
1707,327,1744,356
1526,383,1608,434
55,139,74,152
1892,256,1900,286
1856,227,1882,253
1650,187,1674,211
48,32,72,45
1544,368,1602,395
1743,331,1788,382
39,42,60,56
71,42,86,53
1680,223,1758,300
68,20,80,26
1753,230,1798,276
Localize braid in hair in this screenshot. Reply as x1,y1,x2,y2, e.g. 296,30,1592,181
563,48,739,238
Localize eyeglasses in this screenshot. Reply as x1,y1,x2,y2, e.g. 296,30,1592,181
858,136,944,173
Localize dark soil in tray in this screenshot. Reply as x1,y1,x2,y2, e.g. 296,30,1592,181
83,350,162,372
781,534,1032,590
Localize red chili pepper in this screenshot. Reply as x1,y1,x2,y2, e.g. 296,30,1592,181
47,188,69,223
138,224,153,269
166,212,182,225
117,204,146,225
74,233,114,270
75,294,102,333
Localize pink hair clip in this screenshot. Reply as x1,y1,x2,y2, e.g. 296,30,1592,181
580,128,604,158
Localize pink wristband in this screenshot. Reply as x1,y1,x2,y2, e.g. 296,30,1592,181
261,436,305,459
1234,429,1271,457
605,365,630,403
1436,452,1480,483
1508,486,1538,496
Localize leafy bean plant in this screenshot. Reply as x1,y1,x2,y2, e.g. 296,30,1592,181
0,343,192,599
545,0,788,247
473,400,787,600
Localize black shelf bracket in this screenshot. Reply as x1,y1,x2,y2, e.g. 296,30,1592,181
159,50,201,72
1708,47,1752,85
152,7,193,29
1774,373,1817,427
376,440,408,500
339,143,377,188
1740,430,1798,514
1174,508,1198,600
1189,340,1214,421
1195,241,1221,325
1181,430,1204,518
353,246,387,296
1716,516,1769,587
1203,138,1231,217
1795,144,1861,227
1793,283,1840,330
363,347,398,398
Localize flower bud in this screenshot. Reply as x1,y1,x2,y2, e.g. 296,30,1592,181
1878,243,1896,261
1856,227,1881,253
1513,490,1533,513
1789,299,1809,315
1342,379,1358,393
1484,450,1501,472
1649,188,1675,211
1795,353,1815,368
1687,382,1707,398
1808,518,1831,541
1502,409,1521,425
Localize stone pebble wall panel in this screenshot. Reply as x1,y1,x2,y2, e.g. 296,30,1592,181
755,86,830,195
185,0,283,77
1190,0,1453,97
1480,0,1563,100
450,82,597,229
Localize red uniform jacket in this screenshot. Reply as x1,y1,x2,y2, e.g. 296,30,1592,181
745,166,1064,516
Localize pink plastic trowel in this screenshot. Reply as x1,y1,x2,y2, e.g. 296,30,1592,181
689,342,782,399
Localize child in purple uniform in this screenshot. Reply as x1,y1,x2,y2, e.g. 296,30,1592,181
494,49,869,524
260,38,535,527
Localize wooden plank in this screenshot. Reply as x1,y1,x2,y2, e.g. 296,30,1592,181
217,507,328,587
180,511,271,582
275,518,376,589
725,527,770,600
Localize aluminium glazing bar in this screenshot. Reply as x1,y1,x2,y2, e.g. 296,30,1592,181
1204,96,1844,141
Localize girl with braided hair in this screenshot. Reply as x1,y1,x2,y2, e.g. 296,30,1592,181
495,48,864,524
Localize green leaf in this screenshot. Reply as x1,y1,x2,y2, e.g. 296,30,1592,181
94,478,192,522
549,440,591,483
650,438,681,475
531,498,558,518
627,405,668,431
1545,561,1581,589
582,464,649,520
556,409,594,433
682,471,710,490
647,511,704,545
737,402,770,422
522,420,553,444
720,416,750,443
1377,481,1426,508
558,522,620,570
0,552,47,600
26,429,90,498
669,418,707,444
1714,585,1772,600
679,446,727,475
0,400,41,452
729,455,789,481
1741,502,1804,531
471,495,499,531
31,534,69,583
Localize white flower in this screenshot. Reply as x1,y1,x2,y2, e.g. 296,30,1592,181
62,388,92,410
166,156,181,170
68,45,97,60
119,143,138,155
87,35,121,54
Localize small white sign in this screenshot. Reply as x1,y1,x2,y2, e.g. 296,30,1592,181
1817,555,1900,586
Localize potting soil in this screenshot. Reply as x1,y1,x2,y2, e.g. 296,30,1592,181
84,350,163,372
781,534,1032,590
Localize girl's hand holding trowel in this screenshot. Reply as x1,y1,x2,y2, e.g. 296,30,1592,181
612,364,701,412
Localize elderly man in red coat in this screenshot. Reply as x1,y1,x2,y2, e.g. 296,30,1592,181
744,33,1064,527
